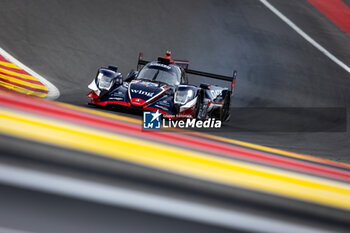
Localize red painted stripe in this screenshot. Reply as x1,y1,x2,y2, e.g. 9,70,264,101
0,71,44,85
308,0,350,35
1,91,350,182
0,55,9,62
92,100,131,107
0,55,45,85
0,64,31,75
0,77,48,93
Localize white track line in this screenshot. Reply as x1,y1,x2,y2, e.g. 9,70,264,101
0,163,332,233
0,47,60,99
260,0,350,74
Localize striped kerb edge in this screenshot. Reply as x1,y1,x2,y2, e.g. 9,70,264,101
0,54,48,97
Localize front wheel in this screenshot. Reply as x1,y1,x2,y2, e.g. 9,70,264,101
192,92,202,119
195,90,208,120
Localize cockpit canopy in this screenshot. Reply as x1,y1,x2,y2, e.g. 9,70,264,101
137,62,182,86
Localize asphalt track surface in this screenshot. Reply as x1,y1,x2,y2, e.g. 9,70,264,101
0,0,350,232
1,0,349,160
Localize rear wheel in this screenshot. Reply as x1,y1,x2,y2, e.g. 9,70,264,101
220,94,231,122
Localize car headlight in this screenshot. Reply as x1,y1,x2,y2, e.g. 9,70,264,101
97,73,114,90
174,89,194,104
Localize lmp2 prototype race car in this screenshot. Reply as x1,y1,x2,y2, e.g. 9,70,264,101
87,51,237,121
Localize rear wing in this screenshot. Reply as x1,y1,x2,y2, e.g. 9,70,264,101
137,52,148,68
186,69,237,92
173,59,189,70
137,52,237,91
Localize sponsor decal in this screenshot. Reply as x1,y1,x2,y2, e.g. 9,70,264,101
139,81,158,87
109,97,123,100
210,89,222,98
156,99,170,107
131,89,154,97
154,104,169,111
149,63,171,70
111,92,124,97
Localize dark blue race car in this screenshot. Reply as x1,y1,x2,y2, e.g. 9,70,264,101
87,52,237,121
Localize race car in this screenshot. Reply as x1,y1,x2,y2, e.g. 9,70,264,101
87,51,237,121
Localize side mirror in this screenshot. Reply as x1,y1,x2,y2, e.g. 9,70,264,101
165,87,174,96
200,83,211,89
125,70,138,82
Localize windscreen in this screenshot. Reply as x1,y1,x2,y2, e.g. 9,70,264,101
137,65,181,86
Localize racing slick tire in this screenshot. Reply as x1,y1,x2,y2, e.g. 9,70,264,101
219,94,231,122
193,91,203,119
